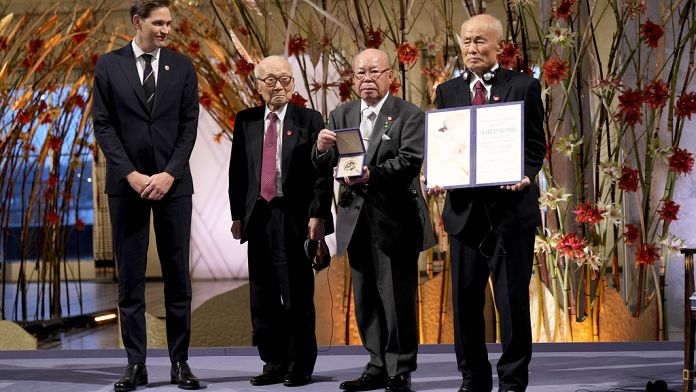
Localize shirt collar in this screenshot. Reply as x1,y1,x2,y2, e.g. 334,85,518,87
264,103,288,123
360,93,390,116
132,40,161,61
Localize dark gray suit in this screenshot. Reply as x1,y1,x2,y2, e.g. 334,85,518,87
314,94,434,377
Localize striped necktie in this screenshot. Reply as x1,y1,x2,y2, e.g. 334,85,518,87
142,53,155,111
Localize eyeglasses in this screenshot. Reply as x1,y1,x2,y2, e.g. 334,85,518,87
258,75,294,87
353,69,390,81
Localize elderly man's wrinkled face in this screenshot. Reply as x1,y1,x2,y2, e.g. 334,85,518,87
353,50,392,106
256,58,295,110
460,17,504,76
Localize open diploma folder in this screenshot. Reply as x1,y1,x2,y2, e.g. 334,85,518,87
334,127,366,179
424,101,524,190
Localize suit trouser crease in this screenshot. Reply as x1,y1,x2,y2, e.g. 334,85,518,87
109,195,193,364
347,210,418,377
246,200,317,374
451,227,534,391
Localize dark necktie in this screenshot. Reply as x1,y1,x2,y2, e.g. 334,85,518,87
472,80,486,106
260,112,278,201
142,53,155,111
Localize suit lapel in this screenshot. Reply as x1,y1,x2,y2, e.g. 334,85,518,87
457,76,472,107
366,95,395,165
116,44,148,111
247,109,265,184
489,69,512,103
281,105,298,186
152,48,172,116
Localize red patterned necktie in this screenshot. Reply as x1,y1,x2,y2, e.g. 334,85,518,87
260,112,278,201
472,80,487,106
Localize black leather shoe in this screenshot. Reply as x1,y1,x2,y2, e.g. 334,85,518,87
339,372,387,391
386,374,413,392
114,363,148,392
250,371,285,386
170,361,200,390
283,372,311,387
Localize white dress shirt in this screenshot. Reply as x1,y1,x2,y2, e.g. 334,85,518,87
468,63,499,102
132,40,160,84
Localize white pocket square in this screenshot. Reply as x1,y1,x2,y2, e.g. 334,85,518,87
381,134,391,141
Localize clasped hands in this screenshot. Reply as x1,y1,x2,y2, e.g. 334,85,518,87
126,171,174,201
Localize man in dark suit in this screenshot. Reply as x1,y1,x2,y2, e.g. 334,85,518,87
229,55,333,388
92,1,200,390
314,48,433,392
429,14,546,392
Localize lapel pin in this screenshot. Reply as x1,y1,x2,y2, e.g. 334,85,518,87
286,130,293,136
493,95,500,101
164,65,170,71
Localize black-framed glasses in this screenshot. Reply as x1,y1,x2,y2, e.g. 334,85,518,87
353,69,390,81
258,75,294,87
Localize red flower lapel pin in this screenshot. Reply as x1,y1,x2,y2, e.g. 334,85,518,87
286,130,293,136
493,95,500,102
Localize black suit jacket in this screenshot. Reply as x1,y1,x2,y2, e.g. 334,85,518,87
93,43,199,196
435,68,546,235
314,94,435,256
229,103,334,243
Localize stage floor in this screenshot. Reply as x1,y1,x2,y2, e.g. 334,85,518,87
0,343,684,391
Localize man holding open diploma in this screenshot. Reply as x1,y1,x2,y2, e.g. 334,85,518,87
428,14,546,392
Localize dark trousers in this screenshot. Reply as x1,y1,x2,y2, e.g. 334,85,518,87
246,198,317,375
108,194,193,365
450,224,534,392
347,211,419,377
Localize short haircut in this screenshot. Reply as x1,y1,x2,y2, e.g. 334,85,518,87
254,55,291,78
130,0,171,20
461,14,504,41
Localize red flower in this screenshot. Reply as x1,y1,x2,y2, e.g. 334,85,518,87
28,38,43,54
615,88,643,126
66,95,86,111
212,79,226,95
199,92,212,109
289,92,307,107
166,43,179,52
234,59,255,77
643,80,669,109
556,0,575,21
365,27,383,49
389,79,401,95
16,110,31,125
227,113,236,129
676,92,696,120
47,135,62,151
176,18,193,37
640,19,663,48
339,80,352,102
44,189,53,202
541,58,568,86
288,35,308,57
574,199,605,225
618,166,639,192
623,224,639,246
556,233,586,259
658,199,680,223
396,43,420,66
46,212,59,225
90,53,100,68
47,174,58,189
217,61,230,74
498,42,521,69
187,40,201,56
668,147,694,175
72,30,88,45
635,242,659,265
75,218,86,231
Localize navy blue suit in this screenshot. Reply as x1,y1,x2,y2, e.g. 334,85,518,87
93,42,199,364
